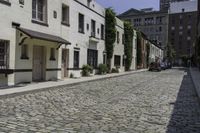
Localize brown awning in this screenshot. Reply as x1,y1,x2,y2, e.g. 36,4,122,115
17,27,71,45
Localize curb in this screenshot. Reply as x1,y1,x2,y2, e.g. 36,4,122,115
0,69,148,98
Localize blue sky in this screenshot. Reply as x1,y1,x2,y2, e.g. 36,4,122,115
96,0,160,14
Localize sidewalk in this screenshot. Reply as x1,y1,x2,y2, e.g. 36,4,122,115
190,67,200,99
0,69,147,96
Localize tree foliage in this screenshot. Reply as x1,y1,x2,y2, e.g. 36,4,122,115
105,8,116,69
166,42,176,63
124,21,134,71
136,31,142,66
146,42,150,67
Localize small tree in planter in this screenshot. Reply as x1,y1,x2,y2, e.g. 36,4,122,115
82,65,93,77
98,64,108,75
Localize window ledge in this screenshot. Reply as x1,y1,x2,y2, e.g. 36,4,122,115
78,31,85,34
32,20,49,27
21,56,29,60
61,22,70,27
50,58,56,61
0,0,11,6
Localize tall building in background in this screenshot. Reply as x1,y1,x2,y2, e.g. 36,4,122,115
168,0,198,65
160,0,189,11
118,8,168,50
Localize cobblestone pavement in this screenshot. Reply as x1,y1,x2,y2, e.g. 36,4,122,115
0,68,200,133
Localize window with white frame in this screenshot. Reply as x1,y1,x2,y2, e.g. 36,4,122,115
21,44,29,59
50,48,56,61
78,13,84,33
62,4,70,26
0,40,9,69
32,0,47,22
74,50,79,68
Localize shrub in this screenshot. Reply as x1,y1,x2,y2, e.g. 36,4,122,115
70,73,74,78
111,68,119,73
82,65,93,76
98,64,108,75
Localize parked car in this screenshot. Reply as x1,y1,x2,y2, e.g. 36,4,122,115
149,62,161,72
160,62,167,70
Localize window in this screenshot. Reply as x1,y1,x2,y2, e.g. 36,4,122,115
123,56,125,66
78,13,84,33
0,40,9,69
159,27,162,32
87,49,98,68
156,17,163,24
87,0,91,7
101,24,104,40
114,55,121,67
103,53,106,64
74,50,79,68
117,31,120,43
0,0,11,6
50,48,56,60
87,24,89,31
122,34,125,44
32,0,47,22
187,37,191,40
91,19,96,37
53,11,57,19
62,4,70,26
21,44,29,59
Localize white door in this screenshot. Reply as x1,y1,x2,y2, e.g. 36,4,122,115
33,46,45,81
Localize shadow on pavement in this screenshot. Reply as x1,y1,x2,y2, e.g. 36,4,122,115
166,69,200,133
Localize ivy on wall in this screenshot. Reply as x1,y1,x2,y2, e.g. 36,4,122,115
146,42,150,67
124,21,134,71
136,31,142,67
105,8,116,70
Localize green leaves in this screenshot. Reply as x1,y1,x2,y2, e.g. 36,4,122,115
124,21,134,71
137,31,142,66
105,8,116,69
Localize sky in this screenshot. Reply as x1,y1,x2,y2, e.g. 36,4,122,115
96,0,160,15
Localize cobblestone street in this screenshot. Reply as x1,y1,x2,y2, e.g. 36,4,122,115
0,68,200,133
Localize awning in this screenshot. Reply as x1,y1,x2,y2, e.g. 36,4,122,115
17,27,71,45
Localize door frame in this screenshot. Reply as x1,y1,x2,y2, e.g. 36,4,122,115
32,45,46,81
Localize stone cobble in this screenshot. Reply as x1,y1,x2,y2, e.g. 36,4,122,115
0,68,200,133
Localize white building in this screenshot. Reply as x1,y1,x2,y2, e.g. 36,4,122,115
149,41,164,64
0,0,105,86
110,18,125,72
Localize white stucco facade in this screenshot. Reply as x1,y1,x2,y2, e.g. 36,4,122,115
149,41,164,64
0,0,105,86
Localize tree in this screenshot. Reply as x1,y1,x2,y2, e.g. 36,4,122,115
166,42,176,63
136,31,142,67
105,8,116,70
124,21,134,71
146,42,150,67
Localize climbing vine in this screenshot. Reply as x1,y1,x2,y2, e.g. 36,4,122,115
124,21,134,71
105,8,116,70
136,31,142,67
